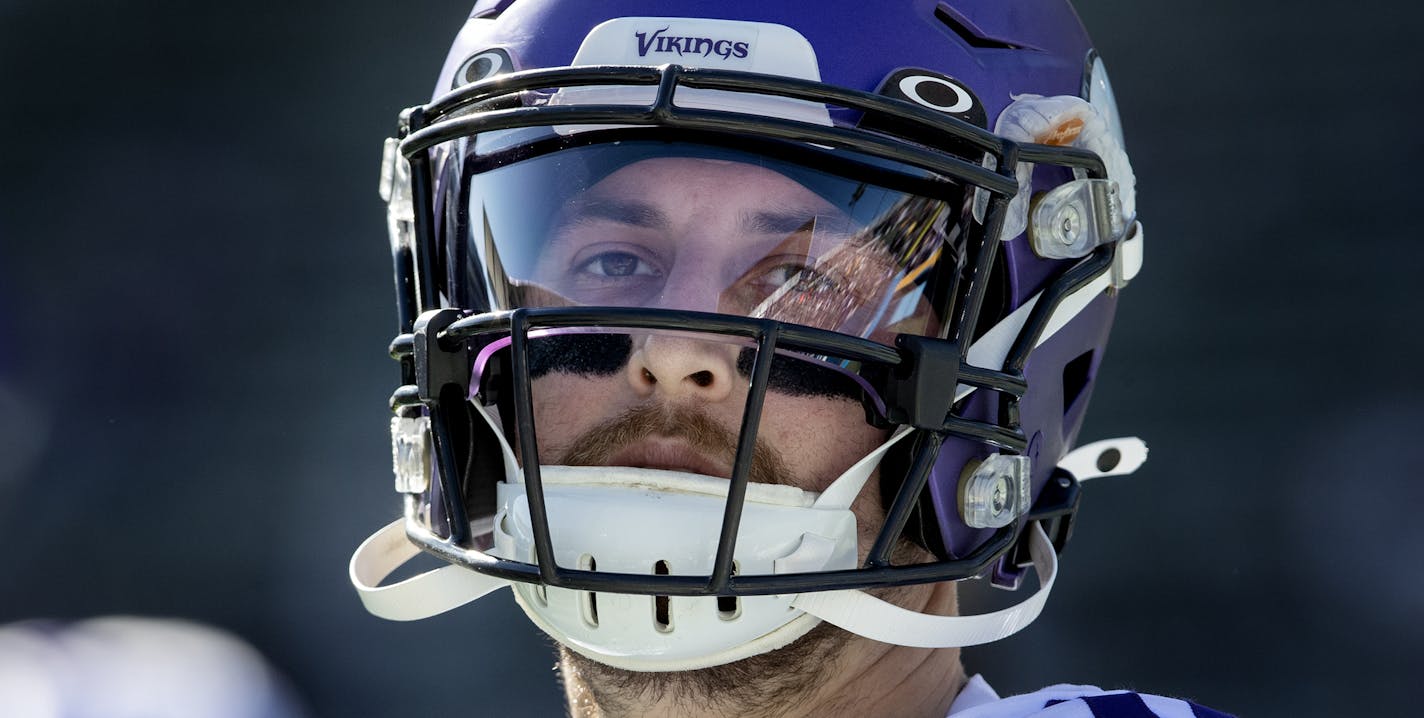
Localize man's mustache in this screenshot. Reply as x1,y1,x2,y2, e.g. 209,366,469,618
553,403,795,487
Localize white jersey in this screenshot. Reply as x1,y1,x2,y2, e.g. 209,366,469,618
949,675,1233,718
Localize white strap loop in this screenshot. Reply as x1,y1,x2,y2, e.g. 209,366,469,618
472,402,522,483
1057,437,1148,482
789,522,1057,648
349,519,511,621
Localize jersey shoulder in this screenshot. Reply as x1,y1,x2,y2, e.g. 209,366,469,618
949,675,1234,718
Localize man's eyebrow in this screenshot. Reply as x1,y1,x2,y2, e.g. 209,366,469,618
744,210,852,236
562,198,670,230
743,210,819,235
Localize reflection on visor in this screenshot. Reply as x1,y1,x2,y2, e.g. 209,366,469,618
456,141,969,343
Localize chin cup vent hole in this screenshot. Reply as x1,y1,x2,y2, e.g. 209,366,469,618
717,561,741,621
579,554,599,628
653,560,673,633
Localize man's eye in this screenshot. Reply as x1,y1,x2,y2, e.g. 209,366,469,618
760,264,799,286
577,252,659,278
763,264,835,294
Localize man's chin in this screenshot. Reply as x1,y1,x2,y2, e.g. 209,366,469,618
556,621,850,717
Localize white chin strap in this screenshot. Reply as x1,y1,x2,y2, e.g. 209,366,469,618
788,522,1056,648
350,435,1146,670
350,514,1060,659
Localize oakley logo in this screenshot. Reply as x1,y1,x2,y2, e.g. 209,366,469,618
453,48,512,90
898,75,974,114
635,27,750,59
868,68,987,130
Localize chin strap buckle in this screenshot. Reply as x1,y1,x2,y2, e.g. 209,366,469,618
997,468,1082,588
995,436,1148,588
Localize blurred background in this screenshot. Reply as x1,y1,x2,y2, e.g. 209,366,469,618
1,0,1420,715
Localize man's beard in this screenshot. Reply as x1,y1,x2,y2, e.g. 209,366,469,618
557,622,852,717
550,403,860,716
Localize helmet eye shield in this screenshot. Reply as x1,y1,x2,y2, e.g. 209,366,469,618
447,137,970,344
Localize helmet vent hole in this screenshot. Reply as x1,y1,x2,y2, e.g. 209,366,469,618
580,554,599,628
653,560,672,633
932,3,1024,50
717,561,740,621
1062,351,1095,415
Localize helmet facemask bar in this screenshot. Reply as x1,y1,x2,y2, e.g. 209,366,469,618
383,63,1118,598
394,308,1030,596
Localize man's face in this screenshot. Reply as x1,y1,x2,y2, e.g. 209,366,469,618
526,157,888,504
515,156,951,711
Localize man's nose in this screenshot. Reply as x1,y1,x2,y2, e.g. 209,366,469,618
626,333,740,402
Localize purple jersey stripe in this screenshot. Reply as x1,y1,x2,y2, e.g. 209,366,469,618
1042,692,1237,718
1077,693,1158,717
1189,701,1235,718
1043,692,1236,718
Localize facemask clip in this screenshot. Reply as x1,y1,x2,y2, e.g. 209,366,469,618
1029,178,1125,260
378,135,415,252
391,415,431,494
960,454,1031,529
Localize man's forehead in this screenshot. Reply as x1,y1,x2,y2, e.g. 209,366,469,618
583,156,836,211
561,196,844,239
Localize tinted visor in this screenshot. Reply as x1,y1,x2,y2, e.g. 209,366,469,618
445,137,973,344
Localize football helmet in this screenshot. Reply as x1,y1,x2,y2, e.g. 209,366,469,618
350,0,1147,671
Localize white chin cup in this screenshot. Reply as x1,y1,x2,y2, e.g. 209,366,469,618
493,466,856,671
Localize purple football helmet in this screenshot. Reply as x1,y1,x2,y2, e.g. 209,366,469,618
350,0,1146,671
